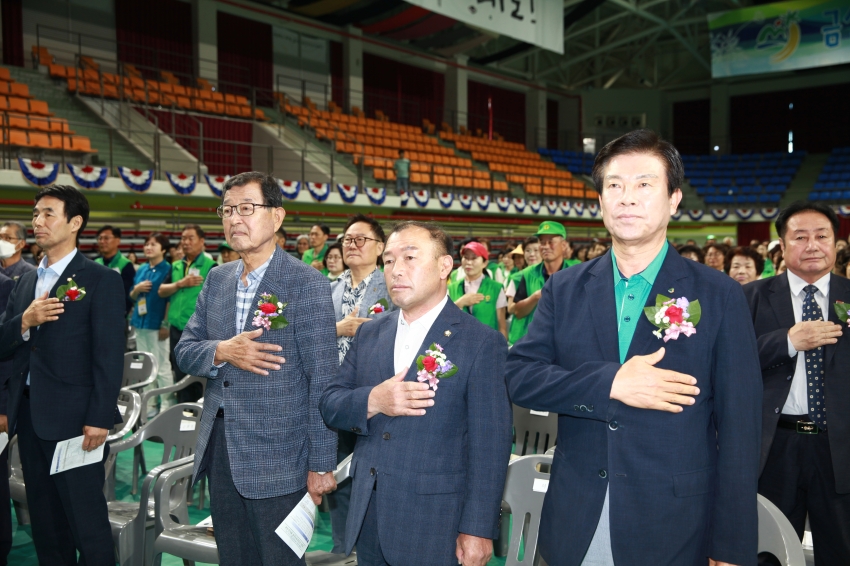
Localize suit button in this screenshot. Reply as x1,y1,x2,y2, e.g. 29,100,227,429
587,405,594,412
580,405,587,412
609,421,618,430
599,469,607,479
223,381,230,387
370,468,376,476
787,375,793,381
351,427,361,433
574,405,579,411
775,407,780,414
382,432,390,440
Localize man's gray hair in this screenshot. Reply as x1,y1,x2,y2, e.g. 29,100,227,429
2,221,26,242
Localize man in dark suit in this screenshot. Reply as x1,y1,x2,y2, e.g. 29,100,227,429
320,221,513,566
0,185,125,565
175,172,338,565
743,201,850,564
506,130,762,566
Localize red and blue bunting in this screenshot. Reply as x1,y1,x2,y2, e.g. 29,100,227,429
559,201,571,216
66,163,107,189
573,202,585,216
165,172,196,195
337,184,358,203
587,202,599,217
529,199,541,214
710,209,729,221
672,209,684,221
365,186,386,205
412,189,430,207
306,182,330,202
19,158,59,187
496,196,511,212
458,194,473,210
687,209,705,221
205,174,230,197
437,191,454,208
399,189,409,206
475,194,490,211
118,167,153,193
760,208,780,219
512,197,526,213
278,179,300,200
546,200,558,215
735,209,755,221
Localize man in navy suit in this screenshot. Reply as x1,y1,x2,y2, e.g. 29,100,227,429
506,130,762,566
320,221,512,566
743,201,850,564
0,185,125,565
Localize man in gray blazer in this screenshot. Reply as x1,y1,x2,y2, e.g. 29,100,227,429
175,171,338,565
320,221,512,566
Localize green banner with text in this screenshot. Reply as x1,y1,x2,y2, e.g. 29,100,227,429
708,0,850,78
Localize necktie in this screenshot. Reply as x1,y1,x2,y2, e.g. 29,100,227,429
802,285,827,429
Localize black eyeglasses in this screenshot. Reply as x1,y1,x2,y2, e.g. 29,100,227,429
217,203,274,219
343,236,381,248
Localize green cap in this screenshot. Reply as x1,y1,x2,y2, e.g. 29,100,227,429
218,241,234,252
535,221,567,238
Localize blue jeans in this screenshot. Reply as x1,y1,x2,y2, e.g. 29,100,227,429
396,177,409,193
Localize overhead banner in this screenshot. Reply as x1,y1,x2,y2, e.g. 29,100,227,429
405,0,563,54
708,0,850,78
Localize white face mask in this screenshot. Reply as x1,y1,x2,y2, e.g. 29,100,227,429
0,240,16,260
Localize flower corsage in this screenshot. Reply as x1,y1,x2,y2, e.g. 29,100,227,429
368,299,388,315
416,343,458,391
57,278,86,301
252,293,288,330
835,301,849,326
644,295,701,342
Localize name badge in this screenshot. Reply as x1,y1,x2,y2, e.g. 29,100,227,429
188,267,200,277
113,267,121,273
137,297,148,316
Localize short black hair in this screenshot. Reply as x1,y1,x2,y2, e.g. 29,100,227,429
387,221,453,258
314,224,330,236
725,246,765,276
592,129,683,197
523,236,539,247
677,244,705,264
343,214,385,243
222,171,283,208
323,242,346,271
34,185,89,234
775,201,840,240
145,232,170,251
183,224,205,239
97,225,121,238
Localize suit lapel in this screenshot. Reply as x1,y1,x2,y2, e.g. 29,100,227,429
404,301,462,382
241,249,283,334
378,312,399,380
585,252,622,364
825,274,850,368
768,273,796,331
626,247,690,361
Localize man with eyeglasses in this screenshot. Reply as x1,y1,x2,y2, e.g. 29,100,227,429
159,224,216,401
95,225,136,316
175,171,338,566
0,222,35,280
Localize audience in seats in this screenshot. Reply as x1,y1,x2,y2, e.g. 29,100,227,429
449,241,508,340
677,244,705,263
726,246,765,285
303,224,330,271
704,241,729,272
94,226,136,316
323,242,346,282
295,234,310,259
0,222,35,280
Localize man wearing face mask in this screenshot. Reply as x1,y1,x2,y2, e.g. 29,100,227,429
0,235,17,565
0,222,35,281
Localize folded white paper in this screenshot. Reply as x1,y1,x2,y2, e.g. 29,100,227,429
50,435,104,475
529,410,550,417
197,516,213,528
532,478,550,493
275,492,316,558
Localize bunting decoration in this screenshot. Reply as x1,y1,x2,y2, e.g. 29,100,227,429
399,189,409,206
278,179,300,200
512,198,526,213
337,184,358,204
546,200,558,215
710,209,729,221
760,207,780,219
19,158,59,187
529,199,542,214
437,191,454,208
165,172,196,195
496,196,511,212
412,189,430,207
559,201,571,216
671,209,684,221
458,194,473,210
686,209,704,221
205,174,230,197
365,186,386,205
573,202,585,216
735,209,755,221
475,194,490,211
66,163,107,189
586,203,599,217
306,182,330,202
118,167,153,193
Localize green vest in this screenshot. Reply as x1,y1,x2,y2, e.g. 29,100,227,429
95,253,132,272
449,276,503,330
168,253,216,330
508,259,573,345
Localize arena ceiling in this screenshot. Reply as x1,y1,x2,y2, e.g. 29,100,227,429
251,0,774,91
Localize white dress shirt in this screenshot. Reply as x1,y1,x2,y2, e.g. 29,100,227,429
24,248,78,385
393,295,448,375
783,270,831,415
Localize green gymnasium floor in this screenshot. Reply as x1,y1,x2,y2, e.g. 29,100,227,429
8,440,509,565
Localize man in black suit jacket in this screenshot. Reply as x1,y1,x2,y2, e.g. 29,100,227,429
0,185,125,565
743,201,850,564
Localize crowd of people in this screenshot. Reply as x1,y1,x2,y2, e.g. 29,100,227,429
0,128,848,566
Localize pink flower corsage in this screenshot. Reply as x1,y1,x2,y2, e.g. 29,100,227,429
252,293,288,331
644,295,701,342
415,343,458,391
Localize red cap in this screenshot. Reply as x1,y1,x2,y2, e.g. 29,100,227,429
461,241,489,259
